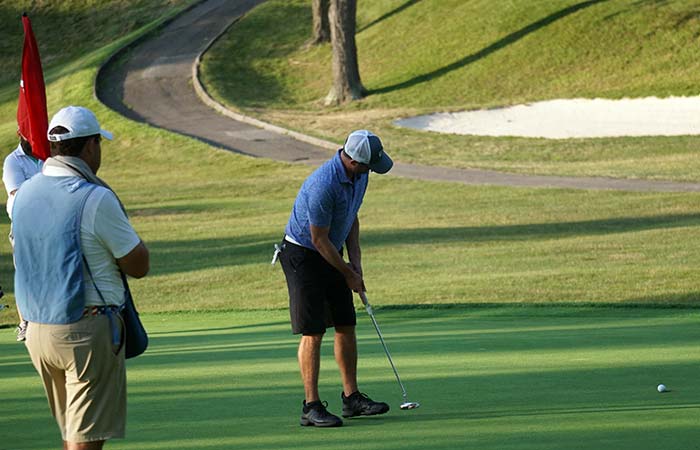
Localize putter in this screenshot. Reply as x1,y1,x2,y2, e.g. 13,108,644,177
359,291,420,410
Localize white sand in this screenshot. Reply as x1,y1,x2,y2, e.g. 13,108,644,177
395,96,700,139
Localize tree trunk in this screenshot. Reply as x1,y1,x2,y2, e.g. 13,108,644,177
311,0,330,45
325,0,365,105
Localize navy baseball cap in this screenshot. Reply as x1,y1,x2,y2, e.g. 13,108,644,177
343,130,393,174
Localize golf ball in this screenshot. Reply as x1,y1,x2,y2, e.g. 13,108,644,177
657,384,667,393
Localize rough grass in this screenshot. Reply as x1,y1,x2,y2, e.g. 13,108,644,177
200,0,700,181
0,0,192,87
3,0,700,327
204,0,700,109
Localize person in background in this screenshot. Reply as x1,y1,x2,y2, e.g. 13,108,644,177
2,129,43,341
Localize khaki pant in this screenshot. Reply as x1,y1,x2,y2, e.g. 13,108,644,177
25,314,126,442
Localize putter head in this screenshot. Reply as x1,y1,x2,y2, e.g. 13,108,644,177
400,401,420,410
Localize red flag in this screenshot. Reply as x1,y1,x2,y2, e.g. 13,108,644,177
17,13,49,161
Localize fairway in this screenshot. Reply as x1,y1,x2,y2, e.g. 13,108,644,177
3,307,699,449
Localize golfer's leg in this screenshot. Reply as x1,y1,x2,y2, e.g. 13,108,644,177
64,440,104,450
299,334,323,402
334,325,358,396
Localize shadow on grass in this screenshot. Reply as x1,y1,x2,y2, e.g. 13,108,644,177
358,0,424,32
148,320,289,336
2,210,698,295
602,0,670,21
459,402,700,421
362,212,700,245
127,211,700,278
622,292,700,304
145,233,278,276
4,308,700,449
370,0,608,95
124,309,700,367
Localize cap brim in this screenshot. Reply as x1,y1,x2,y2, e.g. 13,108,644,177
100,129,113,140
369,152,393,174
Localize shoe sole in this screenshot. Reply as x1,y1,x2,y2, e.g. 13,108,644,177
342,408,390,418
300,418,343,427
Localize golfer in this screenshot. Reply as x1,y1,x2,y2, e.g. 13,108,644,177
13,106,149,449
278,130,393,427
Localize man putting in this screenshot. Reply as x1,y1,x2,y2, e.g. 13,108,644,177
278,130,393,427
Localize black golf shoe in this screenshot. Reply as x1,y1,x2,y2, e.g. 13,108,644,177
300,400,343,427
341,391,390,418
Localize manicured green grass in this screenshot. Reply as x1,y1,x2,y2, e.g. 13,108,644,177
3,308,700,449
200,0,700,181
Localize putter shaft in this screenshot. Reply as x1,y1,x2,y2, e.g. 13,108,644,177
359,292,412,403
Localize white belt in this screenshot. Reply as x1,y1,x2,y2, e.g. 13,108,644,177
284,234,302,246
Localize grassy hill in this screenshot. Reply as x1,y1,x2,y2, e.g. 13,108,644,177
0,1,192,87
202,0,700,109
200,0,700,181
0,0,194,151
2,0,700,327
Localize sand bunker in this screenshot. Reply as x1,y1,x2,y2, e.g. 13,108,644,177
395,96,700,139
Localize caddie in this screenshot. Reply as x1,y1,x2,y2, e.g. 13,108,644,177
13,106,149,450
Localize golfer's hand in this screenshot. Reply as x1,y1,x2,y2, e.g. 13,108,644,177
344,269,365,293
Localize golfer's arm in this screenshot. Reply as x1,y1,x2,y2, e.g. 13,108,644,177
345,216,361,270
310,224,353,277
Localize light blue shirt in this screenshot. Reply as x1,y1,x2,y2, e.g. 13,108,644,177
285,151,368,251
3,144,43,218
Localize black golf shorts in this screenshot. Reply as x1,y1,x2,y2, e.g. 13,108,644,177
279,239,356,335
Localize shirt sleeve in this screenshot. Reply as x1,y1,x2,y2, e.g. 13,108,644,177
2,154,23,195
92,189,141,259
306,183,334,228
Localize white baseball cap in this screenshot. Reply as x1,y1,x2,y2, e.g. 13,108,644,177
343,130,393,174
47,106,113,142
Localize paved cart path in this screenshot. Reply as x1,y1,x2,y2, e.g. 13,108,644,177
96,0,700,193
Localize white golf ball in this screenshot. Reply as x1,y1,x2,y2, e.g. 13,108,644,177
657,384,667,393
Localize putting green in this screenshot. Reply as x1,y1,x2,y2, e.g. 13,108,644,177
2,307,699,449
